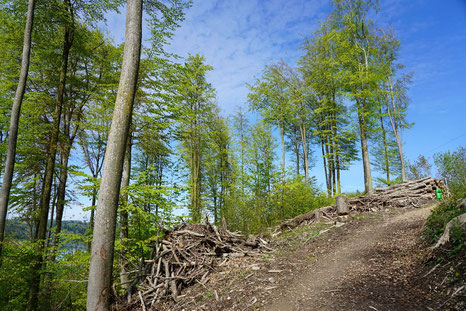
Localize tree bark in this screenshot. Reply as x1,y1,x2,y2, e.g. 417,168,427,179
321,137,330,196
279,122,286,185
0,0,35,264
299,121,309,184
356,98,374,194
86,1,142,310
119,133,132,290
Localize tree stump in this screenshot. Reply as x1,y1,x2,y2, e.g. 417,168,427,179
314,209,322,222
336,196,348,215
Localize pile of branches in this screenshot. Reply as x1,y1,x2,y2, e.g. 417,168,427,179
282,177,447,230
117,222,271,310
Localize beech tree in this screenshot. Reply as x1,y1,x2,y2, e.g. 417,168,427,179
170,54,215,222
86,1,142,310
0,0,35,264
248,64,290,186
330,0,381,194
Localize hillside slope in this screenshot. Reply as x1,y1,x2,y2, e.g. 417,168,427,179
149,205,464,310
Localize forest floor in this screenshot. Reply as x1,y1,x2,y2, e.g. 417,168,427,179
158,205,465,310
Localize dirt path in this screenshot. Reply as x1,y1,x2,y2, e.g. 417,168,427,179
265,207,433,311
164,205,459,310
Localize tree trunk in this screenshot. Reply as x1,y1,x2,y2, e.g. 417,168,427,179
387,77,406,182
356,98,373,194
88,189,96,252
119,134,132,290
379,108,390,183
0,0,35,264
278,122,285,185
299,122,309,184
324,128,333,195
86,1,142,309
336,154,341,195
321,137,330,196
294,130,300,176
29,2,73,308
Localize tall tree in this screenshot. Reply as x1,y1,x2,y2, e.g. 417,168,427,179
170,54,215,222
248,63,290,186
300,24,358,196
0,0,35,263
331,0,382,194
86,1,142,309
232,108,250,201
28,1,75,307
248,120,277,227
376,29,412,182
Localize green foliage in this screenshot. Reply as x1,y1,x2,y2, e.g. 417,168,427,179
424,198,465,246
0,241,35,310
407,154,432,180
0,0,419,308
434,146,466,198
272,175,332,224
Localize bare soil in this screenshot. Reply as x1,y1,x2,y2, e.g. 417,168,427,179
156,206,465,310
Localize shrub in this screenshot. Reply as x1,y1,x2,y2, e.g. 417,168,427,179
424,197,465,245
434,146,466,198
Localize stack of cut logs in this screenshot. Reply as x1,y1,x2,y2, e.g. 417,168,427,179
119,222,271,310
352,177,447,212
281,177,447,230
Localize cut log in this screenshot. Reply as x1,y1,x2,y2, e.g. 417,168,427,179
434,212,466,248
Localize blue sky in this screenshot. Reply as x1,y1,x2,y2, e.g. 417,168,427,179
63,0,466,219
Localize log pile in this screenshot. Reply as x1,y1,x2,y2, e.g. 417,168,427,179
281,177,447,230
118,222,271,310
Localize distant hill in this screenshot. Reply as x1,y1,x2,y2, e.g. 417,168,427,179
5,219,88,240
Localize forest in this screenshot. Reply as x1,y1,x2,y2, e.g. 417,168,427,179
0,0,464,310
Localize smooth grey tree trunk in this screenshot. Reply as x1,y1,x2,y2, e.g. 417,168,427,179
299,122,309,184
86,1,142,310
356,99,374,194
119,134,132,290
0,0,35,264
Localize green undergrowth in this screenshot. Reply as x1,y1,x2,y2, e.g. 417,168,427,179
424,198,465,250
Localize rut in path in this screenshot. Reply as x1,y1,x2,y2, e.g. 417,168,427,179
266,207,433,311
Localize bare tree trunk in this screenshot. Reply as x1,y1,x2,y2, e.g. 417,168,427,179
379,108,390,183
51,146,70,252
86,1,142,310
336,154,341,195
0,0,35,264
387,77,406,181
88,190,96,251
278,122,285,185
321,138,330,196
29,2,73,308
356,99,373,194
299,122,309,184
119,134,132,290
324,128,333,195
294,127,300,176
